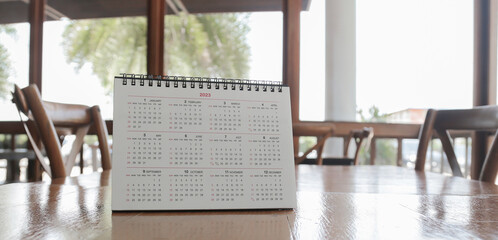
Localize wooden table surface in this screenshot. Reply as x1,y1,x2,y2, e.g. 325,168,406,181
0,165,497,239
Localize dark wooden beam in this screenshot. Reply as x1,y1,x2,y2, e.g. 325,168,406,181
283,0,301,157
472,0,494,180
147,0,165,76
29,0,45,92
0,0,312,24
0,2,29,24
283,0,301,123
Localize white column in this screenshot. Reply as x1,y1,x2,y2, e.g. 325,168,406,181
323,0,357,157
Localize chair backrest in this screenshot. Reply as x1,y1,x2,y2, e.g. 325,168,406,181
415,106,498,183
293,123,335,165
343,127,374,165
293,123,374,165
12,84,111,179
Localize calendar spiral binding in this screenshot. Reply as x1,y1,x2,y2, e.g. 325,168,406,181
116,73,284,93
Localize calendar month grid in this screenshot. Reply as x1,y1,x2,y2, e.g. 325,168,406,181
112,78,296,210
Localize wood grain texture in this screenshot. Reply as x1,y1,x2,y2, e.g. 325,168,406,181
0,166,496,239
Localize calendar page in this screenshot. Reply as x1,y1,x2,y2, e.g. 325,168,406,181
112,76,297,211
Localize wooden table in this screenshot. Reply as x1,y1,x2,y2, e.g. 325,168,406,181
0,165,497,239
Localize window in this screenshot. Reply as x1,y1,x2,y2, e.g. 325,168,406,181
357,0,473,121
164,12,282,82
42,17,148,120
0,22,29,121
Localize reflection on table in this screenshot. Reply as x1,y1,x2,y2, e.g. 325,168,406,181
0,166,497,239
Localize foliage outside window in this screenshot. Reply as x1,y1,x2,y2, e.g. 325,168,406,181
62,13,250,93
0,25,17,98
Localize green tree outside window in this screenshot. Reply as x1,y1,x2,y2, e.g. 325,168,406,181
0,25,16,99
62,13,250,93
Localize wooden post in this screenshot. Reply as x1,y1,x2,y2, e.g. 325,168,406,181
10,134,16,150
472,0,496,179
283,0,301,156
283,0,301,123
147,0,165,75
29,0,45,92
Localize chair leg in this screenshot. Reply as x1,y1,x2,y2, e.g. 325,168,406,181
316,132,333,165
91,106,112,170
480,131,498,183
343,134,353,158
436,129,463,177
295,140,321,165
353,138,364,165
415,109,437,172
80,146,84,174
316,137,324,165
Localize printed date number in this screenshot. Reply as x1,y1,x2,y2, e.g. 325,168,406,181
200,93,211,97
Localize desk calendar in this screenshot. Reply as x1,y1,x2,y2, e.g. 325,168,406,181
112,75,297,211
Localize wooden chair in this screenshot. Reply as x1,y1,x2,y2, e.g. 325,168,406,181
11,84,111,179
293,123,335,165
341,127,374,165
415,106,498,183
293,123,373,165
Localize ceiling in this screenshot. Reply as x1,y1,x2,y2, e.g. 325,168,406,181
0,0,311,24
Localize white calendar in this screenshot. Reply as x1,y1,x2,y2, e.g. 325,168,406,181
112,75,297,211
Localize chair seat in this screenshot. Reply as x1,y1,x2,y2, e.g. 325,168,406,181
299,158,354,166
